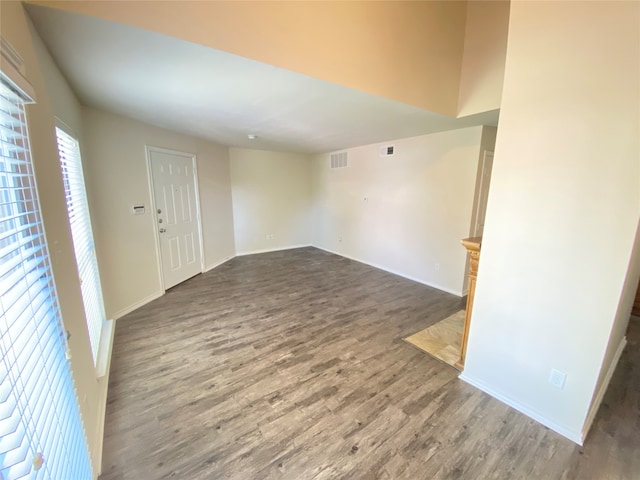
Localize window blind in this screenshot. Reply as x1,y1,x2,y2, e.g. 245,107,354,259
55,127,106,366
0,81,92,478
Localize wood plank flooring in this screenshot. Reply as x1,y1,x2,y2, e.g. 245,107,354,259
99,247,640,480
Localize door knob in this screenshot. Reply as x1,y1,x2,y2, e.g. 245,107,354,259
159,228,166,233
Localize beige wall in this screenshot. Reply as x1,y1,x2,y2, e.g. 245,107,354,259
29,0,468,116
30,20,82,134
230,148,311,254
1,1,104,475
311,127,484,296
82,108,236,319
461,0,639,443
457,1,510,117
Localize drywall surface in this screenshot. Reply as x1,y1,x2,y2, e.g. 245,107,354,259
29,0,467,115
457,0,510,117
584,220,640,436
2,2,105,475
462,1,640,443
30,21,82,134
81,108,235,319
230,148,312,254
311,127,483,296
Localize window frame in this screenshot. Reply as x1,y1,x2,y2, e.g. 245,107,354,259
0,62,93,479
54,121,111,377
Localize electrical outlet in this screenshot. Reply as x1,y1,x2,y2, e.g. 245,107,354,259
435,263,440,272
549,369,567,389
338,236,342,243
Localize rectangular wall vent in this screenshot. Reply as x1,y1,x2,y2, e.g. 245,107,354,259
330,151,348,168
379,145,395,157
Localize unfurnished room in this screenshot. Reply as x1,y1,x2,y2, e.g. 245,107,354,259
0,1,638,479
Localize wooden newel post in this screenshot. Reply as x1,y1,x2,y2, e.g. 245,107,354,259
456,237,482,370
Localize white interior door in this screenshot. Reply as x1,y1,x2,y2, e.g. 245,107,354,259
149,148,202,289
474,150,494,237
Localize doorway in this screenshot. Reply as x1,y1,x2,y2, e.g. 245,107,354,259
474,150,494,237
404,148,495,370
147,146,204,290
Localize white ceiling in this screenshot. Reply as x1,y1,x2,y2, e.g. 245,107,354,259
26,4,499,154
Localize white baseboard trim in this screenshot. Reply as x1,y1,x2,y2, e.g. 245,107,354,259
236,244,312,256
110,290,164,320
204,254,235,272
311,244,463,297
458,373,583,445
581,336,627,442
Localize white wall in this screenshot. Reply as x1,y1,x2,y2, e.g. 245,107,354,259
461,1,640,444
230,148,312,254
311,127,484,296
82,108,236,319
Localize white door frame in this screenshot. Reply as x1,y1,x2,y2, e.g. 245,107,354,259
145,145,206,291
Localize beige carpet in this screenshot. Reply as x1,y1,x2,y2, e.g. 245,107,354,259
404,310,465,370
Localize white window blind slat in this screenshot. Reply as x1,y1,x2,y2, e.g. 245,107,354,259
0,110,25,130
0,241,43,280
55,127,106,365
0,79,92,479
2,435,29,473
0,377,11,403
0,124,23,141
3,268,49,324
0,409,21,449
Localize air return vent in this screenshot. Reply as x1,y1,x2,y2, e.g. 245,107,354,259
379,145,395,157
330,151,348,169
